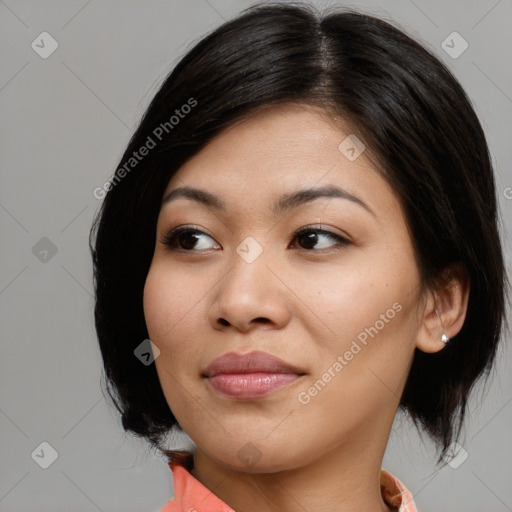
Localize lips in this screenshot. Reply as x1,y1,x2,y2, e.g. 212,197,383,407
202,351,306,400
202,350,304,378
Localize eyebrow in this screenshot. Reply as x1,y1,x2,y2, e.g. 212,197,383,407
161,185,375,217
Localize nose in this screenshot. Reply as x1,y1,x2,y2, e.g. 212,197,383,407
207,249,292,333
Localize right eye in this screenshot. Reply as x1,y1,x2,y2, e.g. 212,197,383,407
160,226,220,252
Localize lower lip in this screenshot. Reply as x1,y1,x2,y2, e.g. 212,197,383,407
206,372,301,399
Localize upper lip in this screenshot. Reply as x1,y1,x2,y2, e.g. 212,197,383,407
202,351,305,378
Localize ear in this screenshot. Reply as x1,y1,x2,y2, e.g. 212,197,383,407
415,263,470,353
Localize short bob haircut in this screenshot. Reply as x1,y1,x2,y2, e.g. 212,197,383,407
89,2,508,463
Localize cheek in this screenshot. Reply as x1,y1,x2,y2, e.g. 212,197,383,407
143,264,200,340
290,241,421,380
291,254,413,335
143,265,205,410
143,267,169,339
143,263,217,385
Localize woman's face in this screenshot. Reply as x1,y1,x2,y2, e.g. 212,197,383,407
143,103,426,472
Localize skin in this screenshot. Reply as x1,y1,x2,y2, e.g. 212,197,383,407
143,103,469,512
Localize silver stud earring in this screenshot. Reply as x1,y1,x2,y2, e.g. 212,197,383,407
435,308,450,344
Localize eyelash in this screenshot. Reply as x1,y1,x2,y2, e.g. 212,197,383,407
160,225,351,253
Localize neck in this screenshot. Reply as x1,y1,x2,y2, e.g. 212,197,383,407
190,424,395,512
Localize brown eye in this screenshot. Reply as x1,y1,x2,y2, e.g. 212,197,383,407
292,227,351,251
161,227,220,251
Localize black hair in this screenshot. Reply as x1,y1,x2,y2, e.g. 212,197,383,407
89,2,508,464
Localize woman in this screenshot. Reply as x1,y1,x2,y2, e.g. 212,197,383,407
89,3,507,511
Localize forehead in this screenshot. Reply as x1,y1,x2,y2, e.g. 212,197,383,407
161,103,400,218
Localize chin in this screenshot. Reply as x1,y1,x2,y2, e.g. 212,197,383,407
203,441,309,474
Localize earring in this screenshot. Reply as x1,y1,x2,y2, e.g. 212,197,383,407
435,308,450,344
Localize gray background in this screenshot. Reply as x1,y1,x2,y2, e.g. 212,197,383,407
1,0,511,511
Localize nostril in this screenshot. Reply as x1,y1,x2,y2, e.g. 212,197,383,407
218,318,230,326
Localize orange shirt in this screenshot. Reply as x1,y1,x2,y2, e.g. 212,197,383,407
158,457,418,512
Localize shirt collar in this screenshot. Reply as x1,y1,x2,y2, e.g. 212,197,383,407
161,456,418,512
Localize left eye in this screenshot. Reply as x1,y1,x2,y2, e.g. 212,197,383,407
160,225,350,252
291,227,351,251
